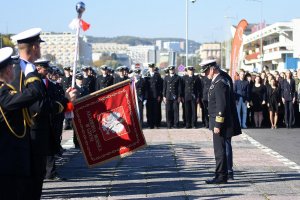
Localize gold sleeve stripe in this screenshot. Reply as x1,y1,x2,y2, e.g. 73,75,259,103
56,101,65,113
215,116,224,123
24,77,41,86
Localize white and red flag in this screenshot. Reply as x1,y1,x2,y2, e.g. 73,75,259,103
69,18,90,31
72,80,147,167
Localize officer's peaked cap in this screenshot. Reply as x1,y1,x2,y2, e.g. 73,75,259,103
11,28,45,44
199,59,218,73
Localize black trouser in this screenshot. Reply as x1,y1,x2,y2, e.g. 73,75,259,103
137,100,144,127
284,101,295,127
146,98,160,128
225,138,233,173
202,100,209,127
166,100,179,127
31,154,47,200
182,102,185,126
213,133,228,180
185,99,197,127
0,176,32,200
45,155,56,179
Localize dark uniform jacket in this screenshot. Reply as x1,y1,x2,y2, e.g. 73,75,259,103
182,75,202,101
208,73,242,138
61,76,72,91
0,73,45,177
113,75,128,84
145,72,163,99
83,75,96,94
135,77,148,102
95,74,114,90
75,84,89,98
163,74,181,100
281,79,296,101
201,75,211,101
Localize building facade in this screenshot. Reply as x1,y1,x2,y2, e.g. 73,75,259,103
40,32,92,66
242,18,300,72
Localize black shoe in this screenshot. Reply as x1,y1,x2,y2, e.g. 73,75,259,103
228,173,234,180
205,178,227,184
154,126,159,129
186,126,192,129
46,176,66,181
173,125,179,128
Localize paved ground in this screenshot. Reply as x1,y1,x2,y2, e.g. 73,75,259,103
42,128,300,200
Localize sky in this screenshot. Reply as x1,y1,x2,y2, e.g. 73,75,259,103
1,0,300,43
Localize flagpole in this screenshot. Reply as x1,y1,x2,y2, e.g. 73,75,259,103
72,2,86,88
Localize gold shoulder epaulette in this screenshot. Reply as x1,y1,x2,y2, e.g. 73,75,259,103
24,77,41,86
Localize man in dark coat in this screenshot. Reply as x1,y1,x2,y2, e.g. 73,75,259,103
11,28,77,199
163,65,181,128
200,74,211,128
61,66,73,130
0,47,45,200
95,65,114,90
82,66,96,94
200,60,241,184
281,70,296,128
145,63,163,129
114,66,129,84
182,66,202,128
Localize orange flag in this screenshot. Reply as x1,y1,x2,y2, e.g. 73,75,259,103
80,19,90,31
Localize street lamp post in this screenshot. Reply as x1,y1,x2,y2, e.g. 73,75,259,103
186,0,196,67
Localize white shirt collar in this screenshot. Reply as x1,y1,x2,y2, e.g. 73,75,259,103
20,59,36,76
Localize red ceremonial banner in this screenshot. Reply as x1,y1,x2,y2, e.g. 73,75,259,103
72,80,147,167
230,19,248,79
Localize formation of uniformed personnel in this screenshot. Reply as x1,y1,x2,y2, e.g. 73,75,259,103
163,65,181,128
82,66,96,94
95,65,114,90
0,47,46,199
144,63,163,128
181,66,202,128
200,60,241,184
11,28,77,199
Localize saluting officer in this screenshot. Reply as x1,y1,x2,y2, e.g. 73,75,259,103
145,63,163,129
0,47,45,199
95,65,114,90
82,66,95,94
182,66,202,128
11,28,76,199
200,60,241,184
163,65,181,128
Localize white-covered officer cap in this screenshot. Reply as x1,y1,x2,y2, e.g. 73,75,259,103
199,59,218,73
0,47,14,70
34,58,50,68
11,28,45,44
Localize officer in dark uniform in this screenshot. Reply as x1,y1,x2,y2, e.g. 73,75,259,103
82,66,95,94
74,73,89,148
182,66,202,128
200,60,241,184
156,67,163,126
114,66,129,84
61,66,73,130
133,68,148,127
11,28,77,199
0,47,45,200
95,65,114,90
200,73,212,128
145,63,163,128
163,65,181,128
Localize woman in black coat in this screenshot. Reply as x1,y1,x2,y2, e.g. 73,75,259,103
266,77,281,129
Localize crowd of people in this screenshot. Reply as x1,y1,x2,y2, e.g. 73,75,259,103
233,68,300,129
